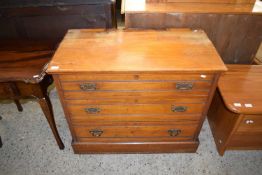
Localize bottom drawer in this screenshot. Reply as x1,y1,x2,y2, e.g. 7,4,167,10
228,132,262,149
73,123,198,139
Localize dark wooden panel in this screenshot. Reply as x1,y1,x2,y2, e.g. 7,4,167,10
0,3,115,40
0,0,113,8
0,40,54,83
125,13,262,64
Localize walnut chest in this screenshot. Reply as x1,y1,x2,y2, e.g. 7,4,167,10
47,29,227,154
208,65,262,156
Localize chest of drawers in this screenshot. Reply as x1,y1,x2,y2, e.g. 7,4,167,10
208,65,262,156
47,29,226,153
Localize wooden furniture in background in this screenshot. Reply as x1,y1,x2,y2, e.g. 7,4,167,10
208,65,262,156
0,0,117,150
146,0,255,3
0,40,64,149
123,0,262,64
0,115,2,148
0,0,116,41
253,43,262,65
47,29,226,153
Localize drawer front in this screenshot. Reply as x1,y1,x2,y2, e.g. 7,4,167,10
61,81,211,91
229,132,262,149
70,114,202,124
59,73,214,82
65,96,207,105
67,103,205,116
238,115,262,132
73,123,198,138
63,91,209,99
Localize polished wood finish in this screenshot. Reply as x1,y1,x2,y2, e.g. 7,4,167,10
0,41,64,149
208,65,262,156
124,0,262,64
218,65,262,114
146,0,255,4
49,29,226,72
47,29,226,154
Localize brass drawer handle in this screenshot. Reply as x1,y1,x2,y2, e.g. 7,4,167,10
171,105,187,112
176,82,193,90
89,129,103,137
168,129,181,137
245,120,254,124
85,107,101,114
80,83,96,91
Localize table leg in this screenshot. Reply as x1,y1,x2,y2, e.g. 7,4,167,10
14,99,23,112
38,95,64,150
0,115,2,148
0,136,2,148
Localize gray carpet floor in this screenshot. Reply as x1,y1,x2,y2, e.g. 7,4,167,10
0,89,262,175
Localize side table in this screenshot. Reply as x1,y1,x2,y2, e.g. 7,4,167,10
208,65,262,155
0,40,64,149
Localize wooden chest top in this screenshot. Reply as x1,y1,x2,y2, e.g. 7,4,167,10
218,65,262,114
47,29,226,73
124,0,261,14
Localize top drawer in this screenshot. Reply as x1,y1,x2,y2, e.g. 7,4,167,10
59,73,214,82
238,115,262,133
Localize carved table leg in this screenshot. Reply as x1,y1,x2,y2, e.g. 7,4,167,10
0,136,2,148
14,99,23,112
38,95,64,150
0,115,2,148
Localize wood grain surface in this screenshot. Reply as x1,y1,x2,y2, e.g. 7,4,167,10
47,29,226,73
218,65,262,114
49,29,225,153
124,0,262,64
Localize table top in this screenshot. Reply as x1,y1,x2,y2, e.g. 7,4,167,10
124,0,262,15
218,65,262,114
0,40,55,83
47,29,226,73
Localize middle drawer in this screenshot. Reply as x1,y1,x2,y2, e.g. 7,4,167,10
67,103,205,116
